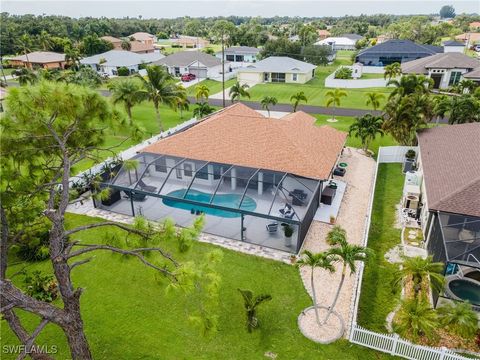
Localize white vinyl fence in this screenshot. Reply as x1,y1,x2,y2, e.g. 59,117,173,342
377,146,417,163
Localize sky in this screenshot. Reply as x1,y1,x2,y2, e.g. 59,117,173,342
2,0,479,18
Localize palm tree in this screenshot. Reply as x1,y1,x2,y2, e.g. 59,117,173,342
108,78,147,124
297,250,335,326
121,39,132,51
324,236,371,323
433,95,451,125
365,92,385,111
176,96,190,119
437,301,478,338
195,84,210,102
193,102,215,119
348,114,384,152
395,298,438,341
38,30,53,51
18,33,32,68
260,96,278,117
326,226,347,246
137,65,187,132
392,256,444,299
447,94,480,124
387,75,432,98
64,45,81,71
325,89,347,122
458,79,476,94
383,62,401,81
229,81,250,103
290,91,308,112
15,68,38,86
237,289,272,332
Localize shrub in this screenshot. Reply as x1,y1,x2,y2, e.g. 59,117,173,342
24,271,59,302
405,149,416,160
14,218,51,261
117,66,130,76
334,67,353,79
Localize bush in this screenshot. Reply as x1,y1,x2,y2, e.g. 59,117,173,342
14,218,51,261
24,271,59,302
117,66,130,76
334,67,353,79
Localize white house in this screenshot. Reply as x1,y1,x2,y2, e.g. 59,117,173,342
315,34,363,51
80,50,164,76
216,46,260,69
153,51,228,79
401,52,480,89
442,40,466,53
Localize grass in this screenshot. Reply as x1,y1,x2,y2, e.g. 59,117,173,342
186,78,237,96
357,163,404,332
360,73,385,80
1,213,394,359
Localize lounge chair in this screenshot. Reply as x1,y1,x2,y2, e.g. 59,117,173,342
266,222,279,233
137,179,157,193
124,190,146,201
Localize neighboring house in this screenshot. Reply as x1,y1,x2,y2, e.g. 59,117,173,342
401,52,480,89
355,39,443,66
415,123,480,307
375,34,392,44
129,32,157,45
93,103,347,253
101,36,155,54
216,46,260,68
455,32,480,46
236,56,316,84
317,29,331,40
171,35,210,49
315,34,363,51
153,51,226,78
7,51,66,69
442,40,465,53
469,22,480,31
80,50,164,76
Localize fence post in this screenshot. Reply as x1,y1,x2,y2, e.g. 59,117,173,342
391,334,399,355
439,347,447,360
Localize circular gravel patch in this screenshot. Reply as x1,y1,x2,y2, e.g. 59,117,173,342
298,306,345,344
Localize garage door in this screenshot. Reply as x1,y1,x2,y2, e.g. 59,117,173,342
188,67,208,78
238,72,261,85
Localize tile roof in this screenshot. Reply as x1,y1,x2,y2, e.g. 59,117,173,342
417,123,480,217
442,40,465,46
356,39,443,56
8,51,65,63
341,33,364,41
80,50,163,67
238,56,316,74
463,67,480,79
130,32,155,41
222,46,260,55
154,51,222,67
401,52,480,74
455,33,480,42
101,36,122,43
142,103,347,180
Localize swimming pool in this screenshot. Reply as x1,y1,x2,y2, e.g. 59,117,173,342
162,189,257,218
447,278,480,304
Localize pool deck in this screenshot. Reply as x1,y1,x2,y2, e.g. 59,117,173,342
313,180,346,223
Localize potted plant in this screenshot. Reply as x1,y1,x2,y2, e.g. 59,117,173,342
329,215,336,224
403,150,416,173
283,224,294,247
290,255,297,264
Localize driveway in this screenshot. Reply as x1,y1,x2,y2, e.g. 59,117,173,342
178,78,202,88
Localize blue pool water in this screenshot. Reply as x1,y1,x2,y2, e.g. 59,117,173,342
162,189,257,218
449,279,480,304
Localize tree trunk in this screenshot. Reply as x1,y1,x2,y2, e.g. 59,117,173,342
310,267,321,326
61,303,92,360
323,265,346,324
126,104,133,125
155,104,164,132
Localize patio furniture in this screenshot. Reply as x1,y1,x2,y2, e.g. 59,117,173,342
100,188,121,206
333,167,346,177
137,179,157,192
266,222,279,233
321,187,336,205
328,181,338,189
289,189,308,206
124,191,147,201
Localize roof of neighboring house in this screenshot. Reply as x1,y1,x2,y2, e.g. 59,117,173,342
130,32,156,41
129,41,155,53
442,40,465,46
417,123,480,218
315,37,357,46
153,51,222,67
455,32,480,42
341,33,364,41
101,36,122,44
317,29,331,36
8,51,66,63
463,67,480,79
142,103,347,180
172,36,210,45
401,52,480,74
356,39,443,57
469,22,480,28
220,46,260,55
79,50,163,67
238,56,316,74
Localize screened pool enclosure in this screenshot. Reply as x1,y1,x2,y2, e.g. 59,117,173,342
94,152,323,253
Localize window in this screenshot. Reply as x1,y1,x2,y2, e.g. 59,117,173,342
235,55,244,62
449,71,462,86
271,73,286,83
226,55,235,61
292,73,298,81
264,73,269,82
183,163,193,177
154,157,167,173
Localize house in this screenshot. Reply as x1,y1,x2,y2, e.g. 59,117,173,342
415,123,480,307
153,51,226,78
401,52,480,89
237,56,316,84
315,33,363,51
355,39,443,66
94,103,347,253
101,36,155,54
7,51,66,69
129,32,157,45
375,34,392,44
80,50,164,76
171,35,210,49
317,29,331,40
455,33,480,46
215,46,260,68
442,40,465,53
469,22,480,31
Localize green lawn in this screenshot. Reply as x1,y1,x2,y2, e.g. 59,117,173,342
1,67,16,76
357,163,404,332
186,78,237,96
360,73,385,80
1,213,393,359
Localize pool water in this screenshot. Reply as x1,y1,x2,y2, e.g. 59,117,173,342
449,279,480,304
162,189,257,218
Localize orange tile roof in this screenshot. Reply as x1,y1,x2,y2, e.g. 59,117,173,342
142,103,347,180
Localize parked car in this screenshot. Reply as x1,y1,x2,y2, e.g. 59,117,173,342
181,73,196,82
474,45,480,52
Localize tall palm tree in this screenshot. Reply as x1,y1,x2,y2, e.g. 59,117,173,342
193,102,215,119
392,256,444,299
437,301,478,338
15,68,38,86
297,250,335,326
458,79,476,94
325,89,347,122
387,75,432,98
108,78,147,124
433,95,451,125
64,45,81,71
290,91,307,112
260,96,278,117
121,39,132,51
18,33,32,68
229,81,250,103
383,62,401,81
38,30,53,51
326,226,347,246
137,65,186,132
324,236,371,323
365,92,385,111
348,114,384,152
195,84,210,102
447,94,480,124
395,298,438,341
237,289,272,332
176,96,190,119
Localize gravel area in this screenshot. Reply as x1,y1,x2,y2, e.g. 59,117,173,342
298,306,344,344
